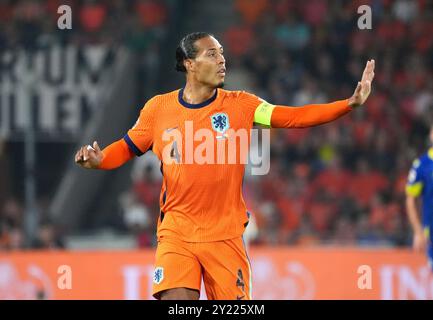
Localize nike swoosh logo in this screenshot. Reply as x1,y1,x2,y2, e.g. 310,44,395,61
236,295,245,300
165,127,178,132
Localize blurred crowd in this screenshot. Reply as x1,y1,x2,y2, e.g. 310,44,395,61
2,0,433,249
0,0,168,50
0,197,65,250
121,0,433,248
0,0,169,250
226,0,433,246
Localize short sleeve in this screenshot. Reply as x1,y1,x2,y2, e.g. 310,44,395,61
406,158,424,197
238,91,275,126
123,97,157,156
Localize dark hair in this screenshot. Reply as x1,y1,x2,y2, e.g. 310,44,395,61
175,32,214,72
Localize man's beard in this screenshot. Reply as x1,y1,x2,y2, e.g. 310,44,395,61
216,81,225,88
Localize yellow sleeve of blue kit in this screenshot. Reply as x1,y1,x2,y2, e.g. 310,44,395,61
406,158,423,197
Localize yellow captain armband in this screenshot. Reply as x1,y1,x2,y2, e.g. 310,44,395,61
405,182,423,197
424,226,430,239
253,101,276,127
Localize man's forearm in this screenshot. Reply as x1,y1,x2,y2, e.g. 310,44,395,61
98,139,135,169
270,99,351,128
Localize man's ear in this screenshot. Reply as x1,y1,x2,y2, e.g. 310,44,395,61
184,59,195,73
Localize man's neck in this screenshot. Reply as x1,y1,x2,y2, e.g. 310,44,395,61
183,82,216,105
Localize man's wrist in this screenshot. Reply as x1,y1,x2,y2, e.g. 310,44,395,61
95,154,104,169
348,96,360,108
414,226,424,235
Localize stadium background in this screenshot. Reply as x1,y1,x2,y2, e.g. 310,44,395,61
0,0,432,299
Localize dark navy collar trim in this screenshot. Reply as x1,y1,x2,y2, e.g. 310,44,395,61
178,88,218,109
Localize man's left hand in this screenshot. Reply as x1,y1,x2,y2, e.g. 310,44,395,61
349,59,375,108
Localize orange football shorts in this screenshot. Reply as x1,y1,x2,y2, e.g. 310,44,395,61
152,236,252,300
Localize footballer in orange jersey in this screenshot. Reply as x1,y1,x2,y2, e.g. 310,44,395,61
75,32,375,300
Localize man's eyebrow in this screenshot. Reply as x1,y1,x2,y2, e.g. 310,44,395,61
207,47,224,52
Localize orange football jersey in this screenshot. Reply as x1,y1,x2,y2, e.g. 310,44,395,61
125,88,263,242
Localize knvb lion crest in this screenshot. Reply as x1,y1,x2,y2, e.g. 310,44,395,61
210,113,230,134
153,267,164,284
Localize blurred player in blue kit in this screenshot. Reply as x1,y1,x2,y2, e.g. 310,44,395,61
406,125,433,271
